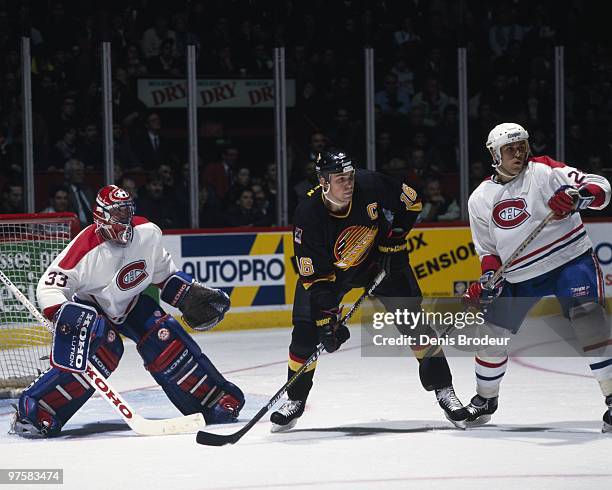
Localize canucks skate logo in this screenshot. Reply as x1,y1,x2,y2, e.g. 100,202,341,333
333,225,377,270
116,260,149,290
492,198,531,229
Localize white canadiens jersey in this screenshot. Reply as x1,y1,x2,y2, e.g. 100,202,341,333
37,217,176,324
469,156,611,283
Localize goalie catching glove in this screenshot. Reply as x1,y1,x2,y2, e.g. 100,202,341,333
161,271,230,331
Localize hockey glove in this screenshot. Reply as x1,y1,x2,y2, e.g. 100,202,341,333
377,227,408,275
548,185,595,218
161,271,230,331
463,271,503,311
316,306,350,353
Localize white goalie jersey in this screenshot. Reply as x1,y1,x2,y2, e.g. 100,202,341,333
37,217,177,324
469,156,611,283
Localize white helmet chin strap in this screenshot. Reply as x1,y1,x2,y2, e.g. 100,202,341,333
494,163,522,181
322,183,346,207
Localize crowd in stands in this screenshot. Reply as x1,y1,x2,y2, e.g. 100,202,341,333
1,0,611,226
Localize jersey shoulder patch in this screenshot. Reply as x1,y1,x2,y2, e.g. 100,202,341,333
530,155,566,169
58,226,103,270
133,216,150,227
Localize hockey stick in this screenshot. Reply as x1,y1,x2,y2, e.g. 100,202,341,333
485,211,556,288
426,211,557,351
196,268,387,446
0,270,205,436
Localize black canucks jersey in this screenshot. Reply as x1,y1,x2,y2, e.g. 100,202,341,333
292,170,421,292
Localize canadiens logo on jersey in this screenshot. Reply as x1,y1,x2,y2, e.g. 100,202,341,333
333,225,378,270
492,198,531,229
116,260,149,290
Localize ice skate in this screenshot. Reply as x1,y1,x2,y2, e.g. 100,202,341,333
270,399,305,433
435,386,469,429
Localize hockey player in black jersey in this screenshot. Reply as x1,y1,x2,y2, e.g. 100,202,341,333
270,149,468,432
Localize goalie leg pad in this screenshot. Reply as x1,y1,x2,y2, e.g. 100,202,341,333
124,295,244,424
14,324,123,437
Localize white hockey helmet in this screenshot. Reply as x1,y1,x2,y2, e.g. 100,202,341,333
486,122,529,167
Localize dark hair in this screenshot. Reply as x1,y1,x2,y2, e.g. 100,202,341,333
48,185,69,198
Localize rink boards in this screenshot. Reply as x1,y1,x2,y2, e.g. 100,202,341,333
161,221,612,332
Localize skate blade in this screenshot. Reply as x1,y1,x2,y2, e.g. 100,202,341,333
270,418,299,433
602,422,612,434
464,414,492,428
443,412,467,430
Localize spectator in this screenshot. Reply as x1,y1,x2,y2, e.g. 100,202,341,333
77,122,103,170
203,145,240,200
251,183,274,226
147,39,181,76
113,123,139,169
296,81,327,125
226,167,251,204
529,127,552,156
135,171,179,229
488,5,527,59
199,184,226,228
123,44,148,78
375,72,411,117
393,17,421,50
50,96,80,143
64,159,95,228
375,131,396,170
405,147,438,190
119,176,138,200
382,157,408,182
248,44,273,75
141,15,176,59
41,185,70,213
293,160,318,203
264,162,278,214
225,189,268,227
209,46,241,75
132,112,172,170
0,181,24,214
390,57,416,97
411,77,457,127
419,178,460,222
157,163,177,194
49,127,78,170
432,104,459,169
326,107,360,154
172,12,199,56
469,160,489,193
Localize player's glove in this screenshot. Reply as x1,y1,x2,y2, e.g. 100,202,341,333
548,185,595,218
161,271,230,331
463,271,503,311
377,227,408,275
316,306,350,353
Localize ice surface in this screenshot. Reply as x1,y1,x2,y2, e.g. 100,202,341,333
1,324,611,490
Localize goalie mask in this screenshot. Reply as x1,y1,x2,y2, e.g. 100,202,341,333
93,185,135,246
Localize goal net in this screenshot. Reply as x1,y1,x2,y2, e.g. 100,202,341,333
0,213,79,398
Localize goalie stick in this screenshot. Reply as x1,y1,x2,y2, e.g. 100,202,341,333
0,270,205,436
196,268,387,446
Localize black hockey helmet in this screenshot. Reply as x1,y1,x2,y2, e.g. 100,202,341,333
315,149,355,181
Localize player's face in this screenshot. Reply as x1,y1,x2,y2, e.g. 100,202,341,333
500,140,528,175
327,170,355,204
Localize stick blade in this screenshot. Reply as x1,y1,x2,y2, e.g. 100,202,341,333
131,413,205,436
196,430,238,446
